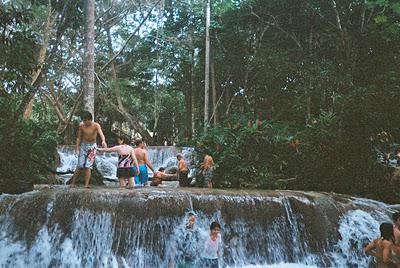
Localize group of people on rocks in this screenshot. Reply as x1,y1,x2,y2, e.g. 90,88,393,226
69,111,215,188
365,212,400,267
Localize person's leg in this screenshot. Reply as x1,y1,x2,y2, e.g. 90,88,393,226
127,177,135,188
118,178,125,187
83,168,91,188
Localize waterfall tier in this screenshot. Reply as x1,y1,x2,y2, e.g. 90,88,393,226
0,187,391,267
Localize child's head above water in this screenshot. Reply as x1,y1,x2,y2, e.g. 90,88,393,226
186,211,196,229
210,221,221,233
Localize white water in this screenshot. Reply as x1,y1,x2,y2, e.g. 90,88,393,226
0,190,392,267
56,146,195,183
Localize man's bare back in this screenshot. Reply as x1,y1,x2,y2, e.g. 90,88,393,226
178,158,188,172
134,148,147,165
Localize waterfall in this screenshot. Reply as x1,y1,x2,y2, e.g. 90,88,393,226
0,188,391,267
56,146,196,183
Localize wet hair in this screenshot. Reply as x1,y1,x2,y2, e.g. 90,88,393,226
380,222,394,242
188,211,196,217
176,154,183,159
158,167,165,172
210,221,221,231
392,212,400,222
134,139,143,146
81,111,93,121
117,136,126,143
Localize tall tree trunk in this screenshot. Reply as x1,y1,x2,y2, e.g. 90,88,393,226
185,50,194,140
82,0,96,117
211,50,217,126
191,49,196,138
204,0,211,133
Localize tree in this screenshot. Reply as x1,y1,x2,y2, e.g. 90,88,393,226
82,0,95,116
204,0,211,133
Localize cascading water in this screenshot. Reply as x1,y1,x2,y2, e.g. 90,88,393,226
56,146,196,183
0,188,392,267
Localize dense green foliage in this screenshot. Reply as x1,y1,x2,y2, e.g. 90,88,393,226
0,98,58,193
1,0,400,201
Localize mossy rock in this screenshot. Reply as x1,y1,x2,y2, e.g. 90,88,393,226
66,166,104,185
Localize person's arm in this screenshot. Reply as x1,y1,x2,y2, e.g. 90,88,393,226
96,123,107,148
131,148,140,175
75,124,82,155
144,151,154,172
161,173,177,179
364,240,377,257
97,145,119,152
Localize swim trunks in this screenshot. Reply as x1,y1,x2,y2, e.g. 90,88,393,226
203,169,213,184
135,164,149,185
117,153,135,178
179,170,189,187
77,143,97,169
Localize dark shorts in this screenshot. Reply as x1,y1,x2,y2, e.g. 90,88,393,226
179,170,189,187
203,169,213,184
117,167,134,178
201,258,218,268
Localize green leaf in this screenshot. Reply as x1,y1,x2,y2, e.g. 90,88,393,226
392,3,400,15
374,14,388,23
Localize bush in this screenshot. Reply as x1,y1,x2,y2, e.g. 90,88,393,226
196,110,399,203
0,98,58,194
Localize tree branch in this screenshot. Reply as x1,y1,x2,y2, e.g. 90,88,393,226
98,0,162,74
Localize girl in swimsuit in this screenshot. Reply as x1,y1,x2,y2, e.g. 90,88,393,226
365,222,398,268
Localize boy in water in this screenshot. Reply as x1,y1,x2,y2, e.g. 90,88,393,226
98,136,139,188
201,152,215,188
133,139,154,186
177,154,189,187
364,222,398,268
70,111,107,188
202,221,223,268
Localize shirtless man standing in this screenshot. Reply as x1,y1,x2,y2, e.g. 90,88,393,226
70,111,107,188
202,152,215,188
133,139,154,186
177,154,189,187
